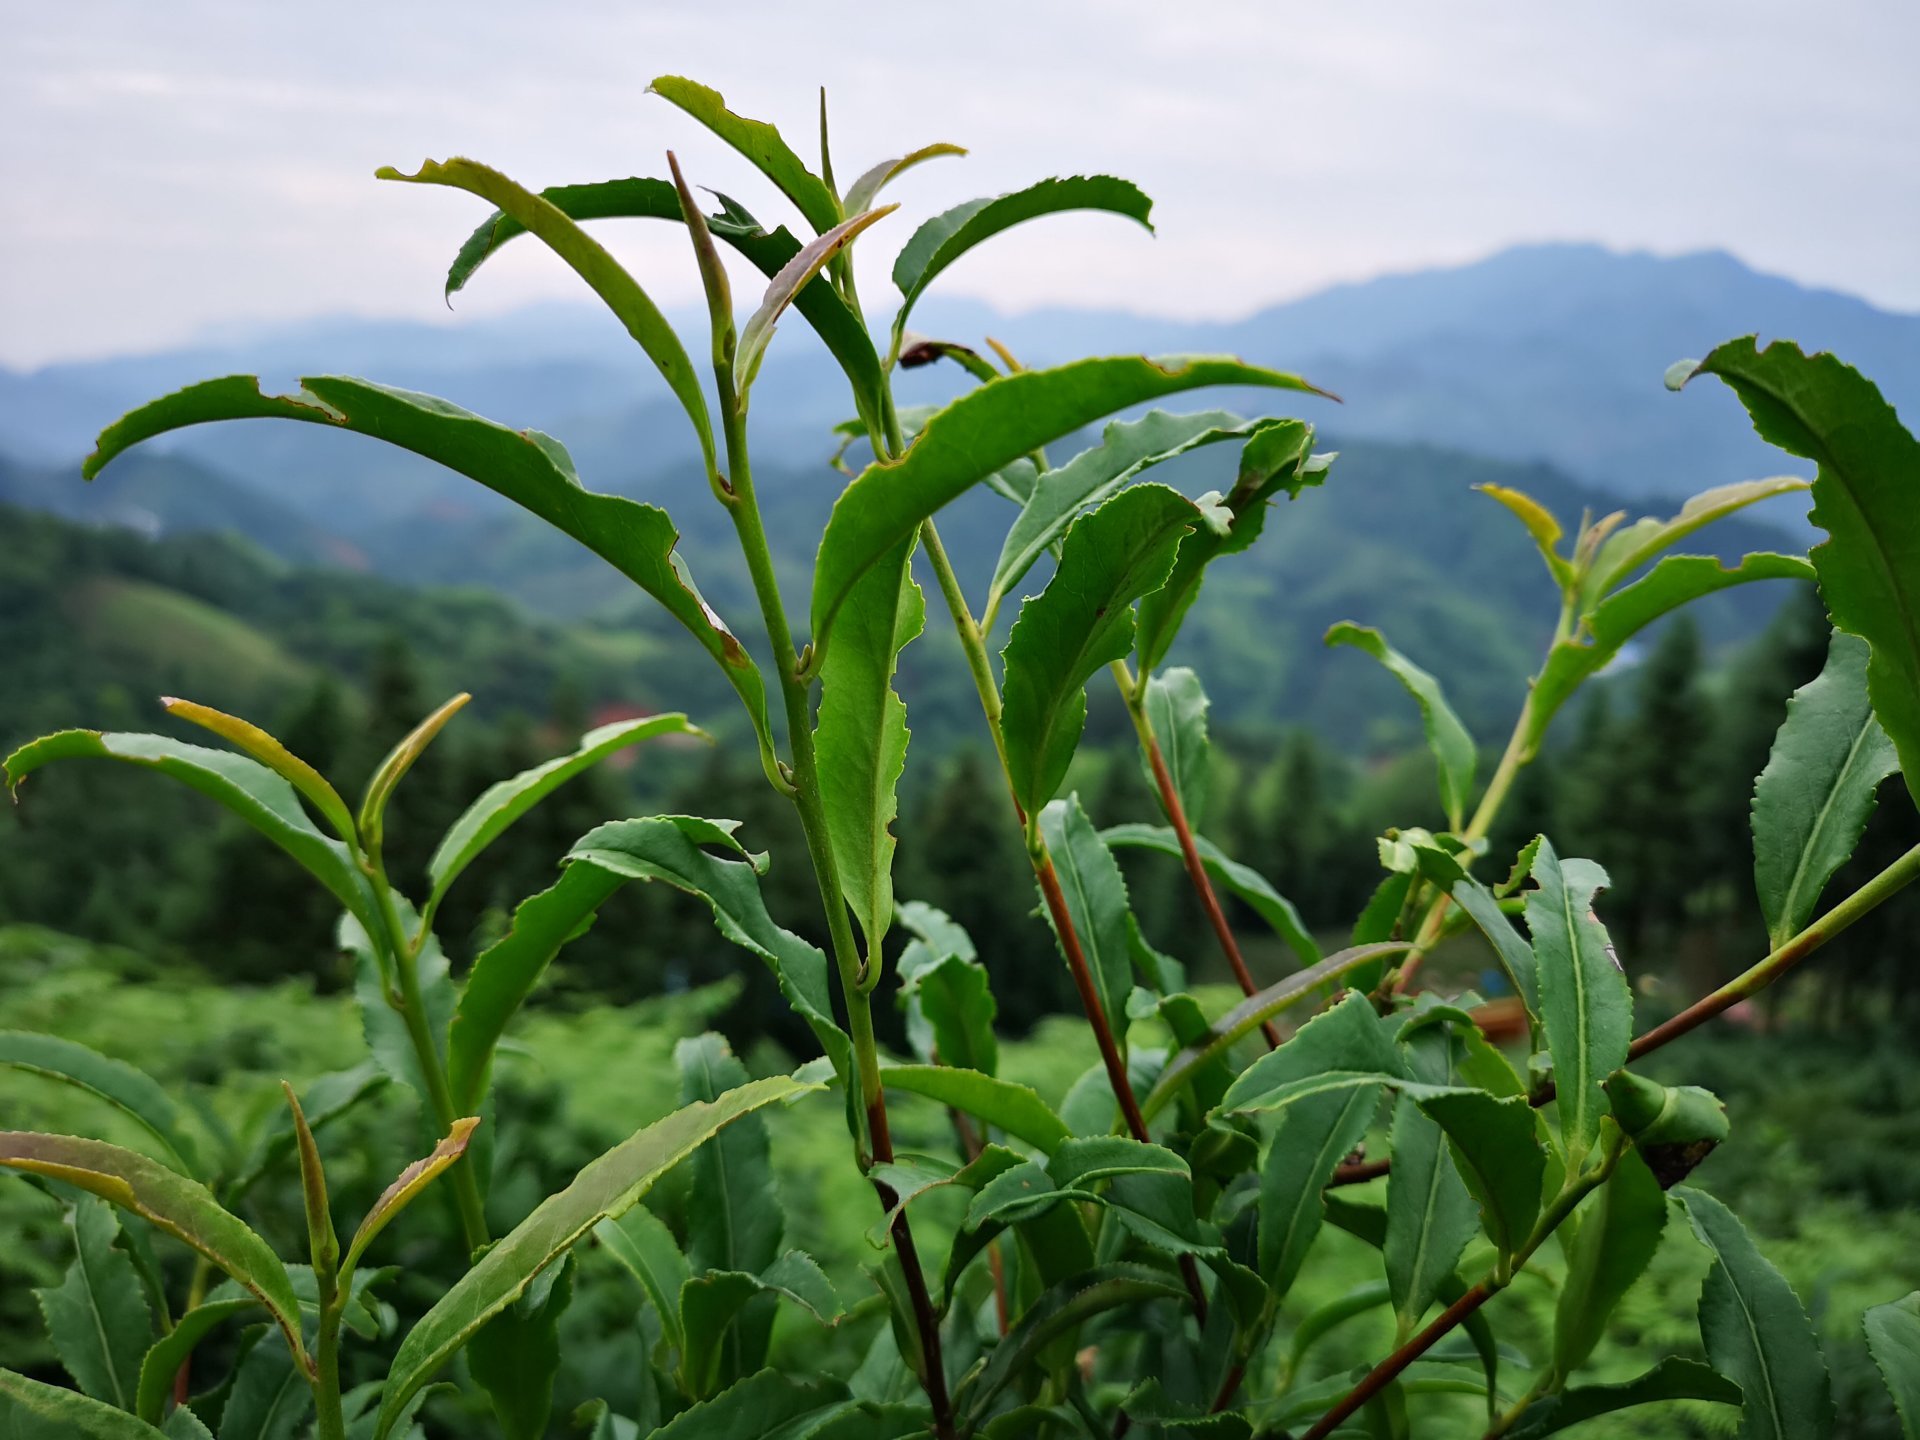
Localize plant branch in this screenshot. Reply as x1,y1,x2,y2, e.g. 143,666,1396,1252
1112,658,1277,1045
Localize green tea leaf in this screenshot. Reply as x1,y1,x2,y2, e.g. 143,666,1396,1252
676,1035,782,1278
1002,486,1200,815
1136,422,1327,673
160,697,356,844
83,376,780,788
1384,1032,1480,1329
1035,796,1136,1038
680,1253,843,1397
892,176,1152,335
359,692,468,849
648,77,843,235
228,1068,386,1206
1552,1149,1667,1379
1101,823,1320,964
342,1117,481,1271
987,409,1276,613
1865,1293,1920,1440
135,1298,255,1424
880,1065,1071,1155
650,1370,847,1440
5,729,380,939
1523,552,1813,757
0,1133,307,1372
1141,667,1211,827
842,143,967,215
1582,476,1811,605
468,1256,573,1440
815,547,924,956
1218,990,1401,1115
1448,875,1541,1021
736,205,895,389
1675,339,1920,807
1326,623,1476,830
36,1198,152,1408
1751,631,1899,947
428,714,700,911
1681,1187,1834,1440
218,1336,311,1440
0,1032,199,1176
280,1084,337,1279
564,818,852,1079
596,1206,689,1349
1605,1071,1730,1190
896,953,997,1075
1413,1089,1544,1263
953,1263,1187,1430
1525,837,1630,1168
1477,483,1573,588
374,1075,813,1437
809,354,1328,660
376,156,714,478
1260,1086,1379,1299
0,1369,171,1438
1504,1357,1742,1439
342,905,454,1110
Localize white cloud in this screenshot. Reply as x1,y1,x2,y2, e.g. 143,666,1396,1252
1,0,1914,366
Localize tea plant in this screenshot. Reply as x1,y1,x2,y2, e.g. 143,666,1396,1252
4,77,1920,1440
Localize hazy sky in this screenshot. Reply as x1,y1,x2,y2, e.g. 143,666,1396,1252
4,1,1915,368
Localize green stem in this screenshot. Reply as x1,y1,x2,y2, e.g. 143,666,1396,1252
311,1298,347,1440
366,864,488,1253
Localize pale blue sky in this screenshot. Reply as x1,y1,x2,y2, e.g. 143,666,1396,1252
3,0,1915,367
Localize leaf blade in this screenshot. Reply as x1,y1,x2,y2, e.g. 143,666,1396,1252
1326,623,1476,830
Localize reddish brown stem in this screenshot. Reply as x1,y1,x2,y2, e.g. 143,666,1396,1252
1210,1361,1247,1412
950,1107,1009,1334
1144,733,1279,1047
867,1096,956,1439
1034,852,1210,1325
1329,1156,1393,1187
1301,1281,1494,1440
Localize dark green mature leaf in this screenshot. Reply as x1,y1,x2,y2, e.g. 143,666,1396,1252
135,1299,255,1424
469,1256,573,1440
897,953,997,1075
83,376,780,786
36,1199,151,1408
0,1369,171,1437
649,1370,847,1440
1525,837,1630,1168
1137,422,1328,673
1582,476,1810,606
1865,1293,1920,1439
1751,632,1899,947
881,1066,1066,1153
218,1337,311,1440
0,1134,307,1372
815,547,924,955
1036,797,1135,1037
564,818,852,1078
676,1035,782,1278
5,729,380,938
1325,623,1476,830
1505,1357,1743,1439
1522,552,1813,757
649,76,843,235
1101,823,1320,963
1218,990,1401,1115
892,176,1152,335
162,1410,212,1440
0,1032,199,1175
954,1263,1187,1429
1449,875,1540,1021
809,354,1328,659
1552,1150,1667,1379
1141,668,1211,826
1682,1188,1834,1440
374,1075,813,1438
1416,1089,1544,1263
1261,1087,1379,1299
736,205,896,388
595,1206,689,1349
376,156,715,476
1003,486,1201,815
1675,339,1920,807
1385,1032,1480,1329
986,409,1276,614
680,1253,843,1397
428,714,699,911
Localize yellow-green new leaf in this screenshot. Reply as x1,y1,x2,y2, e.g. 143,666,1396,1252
373,1076,814,1438
161,697,356,844
735,205,896,390
377,156,715,478
1477,484,1573,588
1582,475,1810,606
842,142,967,215
0,1133,308,1374
428,714,701,912
83,375,781,787
1326,623,1476,831
809,354,1329,663
1752,632,1900,948
1002,486,1200,816
5,729,380,940
360,693,469,850
280,1084,337,1279
1675,339,1920,810
648,77,843,235
343,1117,480,1272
